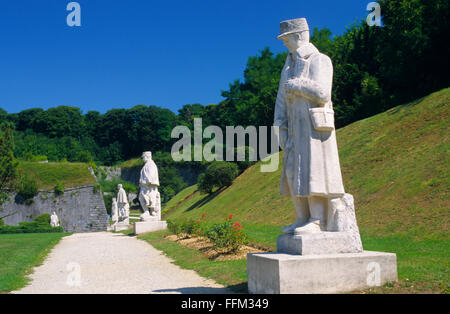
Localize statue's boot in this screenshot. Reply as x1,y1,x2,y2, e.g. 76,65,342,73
282,221,304,234
293,219,321,235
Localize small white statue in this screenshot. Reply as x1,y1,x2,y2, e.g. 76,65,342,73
111,197,119,224
139,151,161,221
117,184,130,224
50,211,60,227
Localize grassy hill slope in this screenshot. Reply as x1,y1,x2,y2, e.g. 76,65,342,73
164,88,449,239
162,88,449,292
18,162,96,190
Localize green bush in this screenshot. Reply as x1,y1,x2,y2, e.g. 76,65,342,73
0,221,63,234
76,150,93,163
167,218,203,237
33,213,51,224
18,177,39,205
168,214,248,253
206,215,248,253
103,193,113,215
198,161,239,194
167,219,182,235
54,181,64,195
0,218,4,226
98,179,138,194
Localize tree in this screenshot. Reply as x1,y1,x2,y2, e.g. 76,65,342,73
0,123,18,207
198,162,239,194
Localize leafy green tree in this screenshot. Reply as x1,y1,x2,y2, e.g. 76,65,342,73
16,108,44,131
32,106,85,139
0,123,18,207
198,161,239,194
0,108,7,123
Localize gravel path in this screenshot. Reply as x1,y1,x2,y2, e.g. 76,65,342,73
14,232,230,294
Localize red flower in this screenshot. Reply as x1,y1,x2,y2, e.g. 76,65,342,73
202,213,207,219
197,230,201,234
229,214,233,220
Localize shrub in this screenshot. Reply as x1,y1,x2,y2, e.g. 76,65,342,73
54,181,64,196
33,213,51,224
0,218,64,234
98,179,138,194
76,150,93,163
167,219,182,235
0,218,4,226
167,218,203,237
198,161,239,194
103,193,113,215
18,176,39,205
206,215,248,253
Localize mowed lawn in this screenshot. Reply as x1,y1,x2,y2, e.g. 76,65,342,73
0,233,68,293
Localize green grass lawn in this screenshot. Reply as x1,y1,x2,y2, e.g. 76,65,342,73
0,233,68,293
18,162,96,190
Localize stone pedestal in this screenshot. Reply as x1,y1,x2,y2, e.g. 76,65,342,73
247,251,398,294
113,222,130,232
134,220,167,235
277,232,363,255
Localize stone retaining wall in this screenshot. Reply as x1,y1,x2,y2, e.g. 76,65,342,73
1,185,108,233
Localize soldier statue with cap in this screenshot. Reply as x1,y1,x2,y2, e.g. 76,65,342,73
274,18,346,235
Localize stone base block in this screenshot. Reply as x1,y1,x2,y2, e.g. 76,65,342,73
247,251,397,294
113,223,131,232
134,220,167,235
277,232,363,255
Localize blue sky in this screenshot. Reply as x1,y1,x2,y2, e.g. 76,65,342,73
0,0,368,114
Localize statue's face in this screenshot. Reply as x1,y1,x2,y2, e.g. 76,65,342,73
142,153,152,162
282,32,309,53
118,184,122,190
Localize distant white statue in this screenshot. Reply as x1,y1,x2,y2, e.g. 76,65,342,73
139,151,161,221
111,197,119,224
50,212,60,227
117,184,130,224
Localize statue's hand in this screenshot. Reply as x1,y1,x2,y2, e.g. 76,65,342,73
285,79,300,94
279,129,288,150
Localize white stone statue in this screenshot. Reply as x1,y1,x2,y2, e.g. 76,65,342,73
274,18,361,248
111,197,119,224
50,211,60,227
117,184,130,224
138,151,161,221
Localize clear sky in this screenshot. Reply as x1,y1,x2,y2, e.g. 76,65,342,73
0,0,368,114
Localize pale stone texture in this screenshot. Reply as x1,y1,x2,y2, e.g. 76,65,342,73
138,152,163,222
1,185,107,232
134,151,167,234
247,252,398,294
50,212,60,227
111,198,119,224
117,184,130,224
134,220,168,235
277,193,363,255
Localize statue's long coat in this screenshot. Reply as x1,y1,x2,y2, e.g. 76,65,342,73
139,159,160,187
274,43,345,197
117,188,128,205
